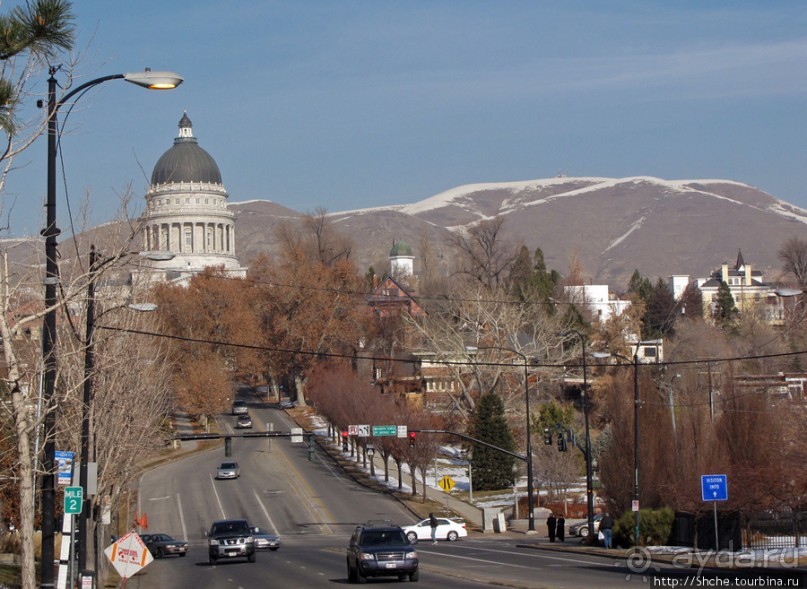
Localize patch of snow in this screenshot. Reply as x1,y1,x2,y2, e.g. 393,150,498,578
603,216,646,253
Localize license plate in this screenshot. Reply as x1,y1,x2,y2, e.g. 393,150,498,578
385,563,397,569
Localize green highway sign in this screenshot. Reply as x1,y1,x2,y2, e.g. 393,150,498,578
372,425,397,437
64,486,83,515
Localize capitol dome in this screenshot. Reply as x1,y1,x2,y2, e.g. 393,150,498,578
150,112,222,185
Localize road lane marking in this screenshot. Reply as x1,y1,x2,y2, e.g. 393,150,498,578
176,492,188,541
274,445,334,535
252,489,281,536
209,474,227,519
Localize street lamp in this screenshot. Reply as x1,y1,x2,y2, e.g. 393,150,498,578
561,329,595,544
77,246,173,578
40,66,182,588
472,346,536,534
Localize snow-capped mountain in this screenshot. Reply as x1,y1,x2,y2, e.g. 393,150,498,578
232,176,807,289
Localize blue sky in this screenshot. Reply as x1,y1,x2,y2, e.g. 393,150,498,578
4,0,807,237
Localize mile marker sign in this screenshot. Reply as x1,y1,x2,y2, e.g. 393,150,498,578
701,474,728,502
104,531,153,579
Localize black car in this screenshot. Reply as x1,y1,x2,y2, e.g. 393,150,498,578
142,533,188,558
346,522,418,583
207,519,255,564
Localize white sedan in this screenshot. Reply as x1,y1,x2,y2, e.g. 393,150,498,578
402,517,467,542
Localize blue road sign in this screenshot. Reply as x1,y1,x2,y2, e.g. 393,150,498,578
701,474,728,501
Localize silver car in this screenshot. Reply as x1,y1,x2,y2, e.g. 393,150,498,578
216,461,240,480
251,527,280,550
231,400,248,415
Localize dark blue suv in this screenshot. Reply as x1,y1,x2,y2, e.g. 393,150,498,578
346,522,418,583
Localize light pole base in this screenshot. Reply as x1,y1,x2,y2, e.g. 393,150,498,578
524,529,538,535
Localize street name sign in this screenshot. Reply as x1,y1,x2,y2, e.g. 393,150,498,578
701,474,728,501
396,425,408,438
372,425,397,437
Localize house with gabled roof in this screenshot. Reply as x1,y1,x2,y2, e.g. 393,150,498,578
693,250,781,322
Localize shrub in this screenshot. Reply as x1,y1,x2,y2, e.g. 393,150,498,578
613,507,674,547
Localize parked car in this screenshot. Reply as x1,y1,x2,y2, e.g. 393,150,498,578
569,513,603,538
231,400,248,415
207,519,255,564
402,517,467,542
142,533,188,558
251,527,280,550
216,461,240,480
346,522,418,583
236,414,252,429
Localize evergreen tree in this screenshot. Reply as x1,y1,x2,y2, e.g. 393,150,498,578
628,269,653,302
643,278,678,338
714,280,738,328
470,393,516,490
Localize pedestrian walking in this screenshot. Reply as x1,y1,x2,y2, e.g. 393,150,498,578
546,513,557,542
429,512,438,544
557,515,565,542
600,512,614,549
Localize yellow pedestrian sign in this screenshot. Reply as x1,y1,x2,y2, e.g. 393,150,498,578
438,475,455,493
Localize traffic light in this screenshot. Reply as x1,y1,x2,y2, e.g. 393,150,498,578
224,436,232,457
556,432,567,452
543,428,552,445
341,431,349,452
408,432,416,447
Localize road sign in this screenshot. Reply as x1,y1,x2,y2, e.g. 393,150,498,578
438,476,455,493
104,531,153,579
396,425,408,438
372,425,397,437
348,425,358,436
290,427,303,443
357,424,370,437
701,474,728,501
64,486,83,515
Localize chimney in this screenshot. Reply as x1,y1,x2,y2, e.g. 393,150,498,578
745,264,752,286
373,273,379,289
721,263,729,283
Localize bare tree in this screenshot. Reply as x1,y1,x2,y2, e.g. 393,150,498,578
450,217,517,289
778,236,807,288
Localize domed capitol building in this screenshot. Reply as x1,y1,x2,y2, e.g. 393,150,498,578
141,112,244,281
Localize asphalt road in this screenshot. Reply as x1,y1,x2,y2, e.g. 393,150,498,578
128,401,807,588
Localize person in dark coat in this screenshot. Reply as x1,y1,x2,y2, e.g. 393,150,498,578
556,514,566,542
429,513,438,544
600,512,615,548
546,513,557,542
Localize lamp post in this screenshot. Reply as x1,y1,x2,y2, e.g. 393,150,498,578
77,246,173,578
473,346,536,533
562,330,594,544
40,67,182,588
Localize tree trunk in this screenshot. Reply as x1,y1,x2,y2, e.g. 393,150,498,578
3,340,36,589
294,374,307,407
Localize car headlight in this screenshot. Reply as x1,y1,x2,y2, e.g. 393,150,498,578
406,551,417,559
246,537,254,544
209,539,220,546
359,552,375,561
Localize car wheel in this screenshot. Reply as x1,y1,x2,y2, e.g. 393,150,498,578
180,552,187,557
347,560,357,583
208,555,216,566
579,526,588,537
270,547,279,551
356,567,366,584
156,548,164,559
409,570,419,582
406,531,418,543
248,552,256,563
447,531,458,542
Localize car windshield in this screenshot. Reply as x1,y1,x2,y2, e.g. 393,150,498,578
361,530,407,546
219,463,237,469
211,521,249,535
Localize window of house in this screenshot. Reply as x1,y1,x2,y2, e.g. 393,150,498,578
642,347,657,358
